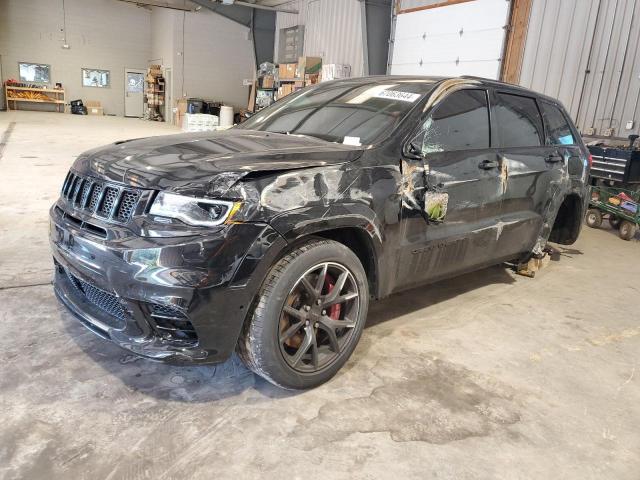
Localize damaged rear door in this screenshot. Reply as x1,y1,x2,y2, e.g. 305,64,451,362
396,88,505,288
491,91,565,257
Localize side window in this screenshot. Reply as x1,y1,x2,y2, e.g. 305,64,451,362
421,89,490,154
494,93,544,148
540,101,576,145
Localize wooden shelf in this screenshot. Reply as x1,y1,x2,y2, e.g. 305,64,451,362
5,85,65,112
6,86,65,93
7,97,65,104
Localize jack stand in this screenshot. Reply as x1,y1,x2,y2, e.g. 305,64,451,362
515,246,557,278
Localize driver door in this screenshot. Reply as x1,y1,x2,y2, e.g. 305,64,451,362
396,88,506,289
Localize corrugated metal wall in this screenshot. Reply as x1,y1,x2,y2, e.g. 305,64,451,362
519,0,640,138
274,0,365,77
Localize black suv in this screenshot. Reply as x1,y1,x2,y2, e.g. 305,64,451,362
50,76,589,389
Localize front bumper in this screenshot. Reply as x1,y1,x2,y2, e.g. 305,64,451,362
50,204,287,364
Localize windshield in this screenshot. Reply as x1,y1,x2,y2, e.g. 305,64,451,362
239,80,437,145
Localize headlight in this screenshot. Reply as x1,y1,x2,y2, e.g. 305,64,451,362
149,192,240,227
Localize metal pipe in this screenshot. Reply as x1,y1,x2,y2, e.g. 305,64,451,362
116,0,194,11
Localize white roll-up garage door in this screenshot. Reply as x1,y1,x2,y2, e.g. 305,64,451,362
390,0,511,79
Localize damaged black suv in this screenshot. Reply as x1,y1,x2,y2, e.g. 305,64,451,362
51,76,589,389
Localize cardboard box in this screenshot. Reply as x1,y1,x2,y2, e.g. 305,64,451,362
278,63,297,79
304,73,320,86
278,83,300,99
175,99,188,127
85,101,103,115
260,75,274,89
296,56,322,77
321,64,351,82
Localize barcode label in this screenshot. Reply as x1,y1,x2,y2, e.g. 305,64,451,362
375,90,421,102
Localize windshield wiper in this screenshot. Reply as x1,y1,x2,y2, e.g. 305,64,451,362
266,131,332,143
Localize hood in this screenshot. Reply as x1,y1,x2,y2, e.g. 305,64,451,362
72,129,364,191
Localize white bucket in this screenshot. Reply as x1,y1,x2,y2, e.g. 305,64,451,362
219,105,234,127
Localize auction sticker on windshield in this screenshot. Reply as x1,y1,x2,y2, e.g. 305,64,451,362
375,90,421,102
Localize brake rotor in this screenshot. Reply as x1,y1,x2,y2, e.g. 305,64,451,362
280,273,342,350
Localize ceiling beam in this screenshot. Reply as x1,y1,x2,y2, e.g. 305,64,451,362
235,1,298,14
116,0,194,11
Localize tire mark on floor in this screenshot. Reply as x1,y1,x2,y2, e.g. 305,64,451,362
0,121,16,161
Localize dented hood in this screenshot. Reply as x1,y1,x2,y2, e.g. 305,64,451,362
72,129,364,191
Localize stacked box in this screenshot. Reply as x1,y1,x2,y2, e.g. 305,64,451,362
321,64,351,82
296,57,322,78
182,113,220,132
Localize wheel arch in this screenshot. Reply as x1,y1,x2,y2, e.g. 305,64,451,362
269,205,384,299
548,193,585,245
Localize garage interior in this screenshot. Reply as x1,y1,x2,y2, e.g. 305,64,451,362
1,0,639,478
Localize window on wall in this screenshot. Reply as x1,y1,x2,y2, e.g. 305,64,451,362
19,63,51,83
420,89,490,154
82,68,110,88
494,93,544,148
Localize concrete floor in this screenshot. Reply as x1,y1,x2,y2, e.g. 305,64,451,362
1,111,639,480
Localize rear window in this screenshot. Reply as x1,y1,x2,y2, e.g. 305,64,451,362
540,101,576,145
494,93,544,148
421,89,490,154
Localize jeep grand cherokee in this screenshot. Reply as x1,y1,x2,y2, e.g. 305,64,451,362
50,76,589,389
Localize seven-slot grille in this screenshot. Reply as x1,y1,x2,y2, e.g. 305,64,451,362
61,171,141,223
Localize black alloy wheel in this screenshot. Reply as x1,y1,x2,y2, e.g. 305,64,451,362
238,239,369,390
278,262,360,373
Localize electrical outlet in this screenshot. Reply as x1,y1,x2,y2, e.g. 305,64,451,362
603,128,614,137
585,127,595,136
626,120,635,130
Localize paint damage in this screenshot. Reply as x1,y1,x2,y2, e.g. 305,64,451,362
49,76,589,368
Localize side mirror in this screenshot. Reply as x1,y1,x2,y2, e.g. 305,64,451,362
403,140,424,160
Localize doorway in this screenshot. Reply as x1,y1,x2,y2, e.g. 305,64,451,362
124,68,145,117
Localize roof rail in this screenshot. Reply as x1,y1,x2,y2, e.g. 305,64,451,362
460,75,494,82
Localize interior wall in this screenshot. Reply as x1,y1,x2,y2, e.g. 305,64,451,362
174,8,255,109
274,0,365,77
0,1,256,116
0,0,151,116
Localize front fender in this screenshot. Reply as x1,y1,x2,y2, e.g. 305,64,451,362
269,203,384,250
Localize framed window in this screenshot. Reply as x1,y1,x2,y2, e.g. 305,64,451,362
19,62,51,83
420,89,490,154
82,68,110,88
494,93,544,148
540,101,576,145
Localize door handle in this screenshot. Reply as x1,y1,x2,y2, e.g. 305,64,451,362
546,153,563,163
478,159,499,169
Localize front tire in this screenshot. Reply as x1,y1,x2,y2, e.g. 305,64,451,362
238,239,369,389
586,209,602,228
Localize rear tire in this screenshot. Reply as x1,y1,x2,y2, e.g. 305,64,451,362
586,209,602,228
619,221,637,241
238,239,369,390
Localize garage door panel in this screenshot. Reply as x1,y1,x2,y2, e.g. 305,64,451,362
391,0,510,79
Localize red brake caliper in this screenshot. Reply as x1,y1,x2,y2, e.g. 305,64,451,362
324,275,342,320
